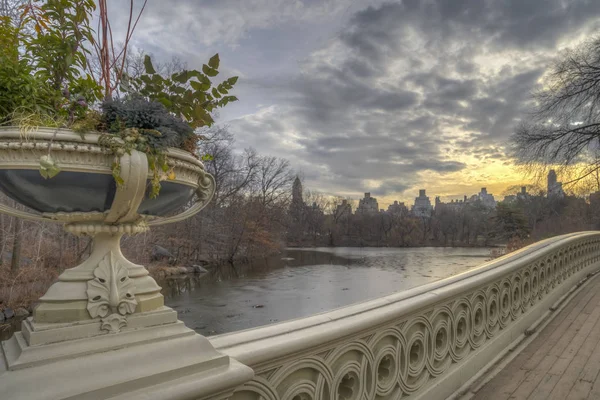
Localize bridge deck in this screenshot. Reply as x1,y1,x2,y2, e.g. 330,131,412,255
470,273,600,400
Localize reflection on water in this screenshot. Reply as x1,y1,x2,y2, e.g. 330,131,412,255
161,247,491,337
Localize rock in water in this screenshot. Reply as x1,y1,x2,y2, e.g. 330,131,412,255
4,307,14,319
176,266,189,275
151,245,175,261
192,265,208,273
15,307,29,318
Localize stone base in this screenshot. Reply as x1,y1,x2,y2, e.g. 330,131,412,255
0,307,253,399
34,232,165,324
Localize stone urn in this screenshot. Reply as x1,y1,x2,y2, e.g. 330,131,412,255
0,127,252,400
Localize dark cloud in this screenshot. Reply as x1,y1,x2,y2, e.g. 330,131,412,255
367,91,419,111
371,182,411,197
342,0,600,53
143,0,600,199
412,160,467,172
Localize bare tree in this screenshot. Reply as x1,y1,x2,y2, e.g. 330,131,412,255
255,156,294,207
10,217,22,272
514,35,600,187
198,126,259,206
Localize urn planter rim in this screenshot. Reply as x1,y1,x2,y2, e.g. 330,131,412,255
0,126,215,220
0,126,205,169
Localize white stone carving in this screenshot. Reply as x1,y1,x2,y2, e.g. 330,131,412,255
0,127,252,400
87,252,138,333
0,127,217,326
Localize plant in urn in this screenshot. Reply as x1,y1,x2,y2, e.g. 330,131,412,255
0,2,252,399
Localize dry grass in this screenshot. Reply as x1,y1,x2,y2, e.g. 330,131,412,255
147,263,195,279
0,263,60,312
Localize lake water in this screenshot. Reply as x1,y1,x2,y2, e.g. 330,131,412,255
160,247,492,337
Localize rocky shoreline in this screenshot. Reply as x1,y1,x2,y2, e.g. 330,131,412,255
148,264,211,279
0,305,29,324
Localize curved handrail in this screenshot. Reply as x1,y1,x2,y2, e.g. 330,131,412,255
146,173,216,226
209,232,600,400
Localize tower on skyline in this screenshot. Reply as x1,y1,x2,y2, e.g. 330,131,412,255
412,189,433,217
547,170,565,199
356,192,379,214
292,176,303,206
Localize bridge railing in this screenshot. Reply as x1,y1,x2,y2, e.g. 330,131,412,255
209,232,600,400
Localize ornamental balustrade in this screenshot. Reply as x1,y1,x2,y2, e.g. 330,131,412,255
209,232,600,400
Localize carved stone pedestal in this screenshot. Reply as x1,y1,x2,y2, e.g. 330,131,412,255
0,226,253,400
0,129,254,399
0,308,253,400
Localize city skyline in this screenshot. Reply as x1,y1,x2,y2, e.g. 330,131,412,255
298,169,566,212
330,187,498,214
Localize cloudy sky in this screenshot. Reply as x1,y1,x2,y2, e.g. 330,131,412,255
110,0,600,208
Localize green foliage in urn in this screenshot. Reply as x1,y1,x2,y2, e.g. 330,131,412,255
0,17,59,124
98,97,196,197
0,0,239,197
122,54,238,152
16,0,102,126
22,0,102,111
100,97,194,148
98,127,173,198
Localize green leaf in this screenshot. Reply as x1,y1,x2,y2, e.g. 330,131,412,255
45,165,61,178
199,74,210,83
190,77,211,91
194,92,206,103
157,97,172,107
190,81,202,91
120,79,134,93
201,154,214,161
151,74,163,84
202,64,218,77
212,87,221,98
193,104,209,120
172,71,189,83
208,53,220,69
227,76,238,85
188,70,204,80
39,155,61,179
144,55,156,74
